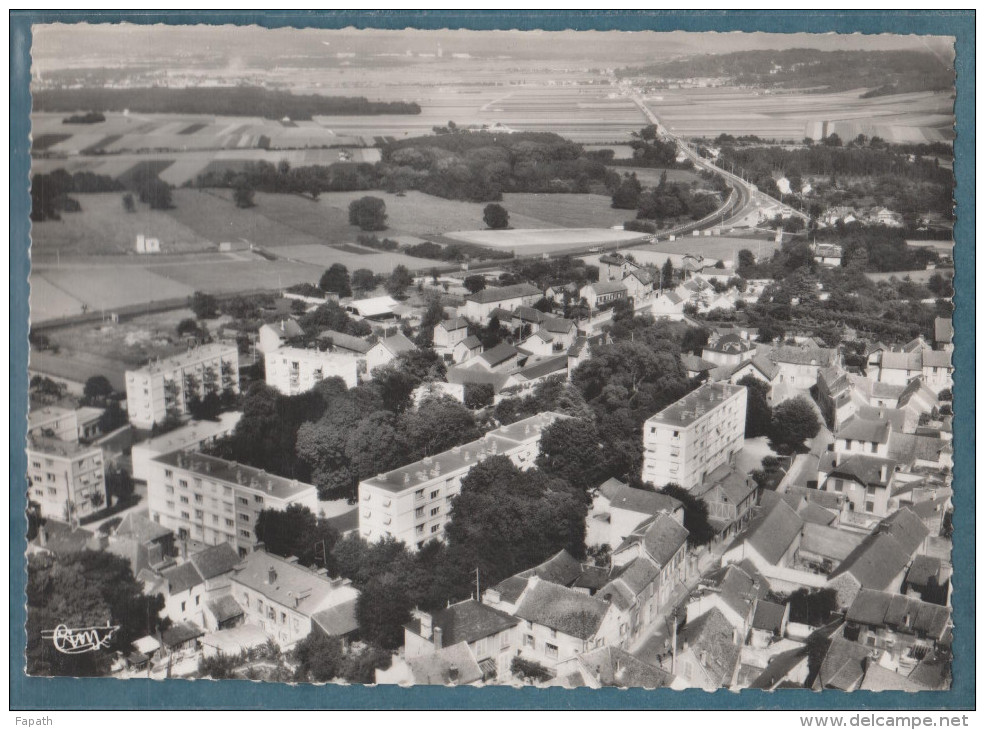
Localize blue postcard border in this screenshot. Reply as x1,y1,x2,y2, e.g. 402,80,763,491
9,10,975,711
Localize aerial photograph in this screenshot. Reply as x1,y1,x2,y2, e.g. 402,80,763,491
22,23,956,695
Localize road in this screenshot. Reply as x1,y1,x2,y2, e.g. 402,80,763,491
623,86,809,229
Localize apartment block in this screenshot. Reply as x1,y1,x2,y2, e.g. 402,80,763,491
358,412,566,549
28,406,81,442
125,344,240,429
642,382,747,491
146,451,319,557
27,436,107,524
131,411,242,483
264,346,360,395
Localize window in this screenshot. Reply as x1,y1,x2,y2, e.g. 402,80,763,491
430,507,440,517
179,479,189,489
845,439,853,450
239,529,251,538
545,643,559,658
194,494,203,504
180,496,189,504
474,638,486,657
181,601,186,611
257,599,264,612
254,495,264,505
213,515,219,524
415,489,425,500
500,632,511,649
181,511,190,520
195,595,200,606
239,513,250,522
225,518,234,527
415,506,424,518
416,525,424,535
195,510,204,519
834,479,843,493
865,501,875,513
430,490,440,500
165,469,174,479
523,635,535,649
281,611,287,625
238,497,249,506
549,628,557,639
871,442,878,454
431,525,440,534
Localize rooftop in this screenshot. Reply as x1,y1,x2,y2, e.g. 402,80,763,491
835,416,892,445
646,382,745,429
361,412,565,494
152,451,317,501
599,478,682,517
345,295,399,318
27,405,76,429
846,589,950,640
128,343,237,376
680,607,741,686
728,499,804,566
189,542,241,580
374,333,417,357
27,435,101,460
466,283,540,305
230,550,358,618
405,641,483,685
318,329,372,354
514,577,609,640
575,646,673,689
584,280,628,296
133,412,242,456
438,317,469,333
478,342,519,367
408,599,518,646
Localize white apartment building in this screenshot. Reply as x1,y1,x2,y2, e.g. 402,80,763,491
125,344,240,429
146,451,320,557
27,436,107,523
358,412,566,549
28,406,80,442
264,346,360,395
642,382,747,491
131,411,242,483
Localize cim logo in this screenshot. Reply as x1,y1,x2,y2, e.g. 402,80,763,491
41,624,120,654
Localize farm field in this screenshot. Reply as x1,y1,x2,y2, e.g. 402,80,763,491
644,88,954,144
608,166,703,187
442,228,650,255
30,193,212,257
620,234,781,268
273,243,446,274
37,266,195,313
498,193,633,229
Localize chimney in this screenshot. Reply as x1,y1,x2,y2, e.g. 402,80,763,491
419,611,433,639
267,567,277,585
433,625,443,650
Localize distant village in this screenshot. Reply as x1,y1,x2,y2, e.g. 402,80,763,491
26,233,954,691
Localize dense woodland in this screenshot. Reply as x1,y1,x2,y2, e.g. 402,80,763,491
618,49,955,96
33,86,421,119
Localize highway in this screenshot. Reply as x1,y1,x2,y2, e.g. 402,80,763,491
623,87,809,230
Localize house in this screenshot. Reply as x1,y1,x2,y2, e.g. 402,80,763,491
189,542,245,629
724,356,780,401
377,641,484,686
532,317,578,354
506,355,569,395
675,607,742,689
813,243,844,267
26,436,107,524
365,333,417,374
75,407,105,442
693,469,758,544
721,497,804,573
344,295,400,321
265,345,360,394
826,508,930,608
702,334,756,368
443,365,510,400
681,354,717,380
566,333,609,372
651,289,686,319
795,522,866,575
821,206,858,227
769,343,836,397
817,451,899,519
903,555,946,602
358,412,566,548
433,317,470,352
600,513,690,642
445,334,481,364
871,349,952,392
844,589,951,661
498,575,621,669
317,329,373,357
598,253,640,282
258,319,305,355
686,561,769,638
934,317,954,353
833,416,893,458
552,646,674,689
812,635,873,690
749,600,790,647
404,599,519,681
642,382,747,491
229,550,360,649
747,646,809,690
587,477,684,550
579,281,628,311
463,283,542,321
622,269,654,304
131,412,242,483
29,521,102,557
473,342,521,373
866,207,904,228
106,512,176,576
125,344,240,429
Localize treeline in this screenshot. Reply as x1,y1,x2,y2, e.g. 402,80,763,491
33,87,421,120
62,111,105,124
618,49,954,96
607,126,692,169
378,131,611,202
30,169,123,221
194,160,378,197
610,170,726,224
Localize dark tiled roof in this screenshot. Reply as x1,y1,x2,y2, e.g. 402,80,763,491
479,342,519,367
459,335,482,351
115,513,173,543
680,607,741,686
312,600,359,637
751,600,787,632
729,499,804,566
585,280,629,296
642,513,690,566
490,575,529,605
207,594,244,623
439,317,469,332
515,355,568,381
318,329,372,354
600,478,682,517
189,542,241,580
578,646,673,689
162,621,205,648
830,509,928,590
518,549,585,587
418,599,519,646
770,345,835,367
816,637,870,691
34,521,97,555
847,589,950,640
161,561,204,594
836,417,892,445
541,317,576,334
514,579,609,640
821,453,897,488
406,641,483,685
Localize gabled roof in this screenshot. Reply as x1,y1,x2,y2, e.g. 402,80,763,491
457,335,482,351
829,509,928,590
641,513,690,566
318,329,372,354
603,555,661,598
584,280,628,296
412,599,519,646
511,305,548,324
860,663,926,692
514,579,609,640
479,342,519,367
748,647,808,690
346,295,399,318
904,555,942,590
188,542,241,580
658,290,684,304
704,334,755,355
260,318,304,340
800,523,866,563
161,561,204,594
312,600,360,637
207,594,245,623
934,317,953,345
681,354,717,373
679,607,741,686
728,499,804,566
514,355,568,381
575,646,673,689
541,317,576,335
698,562,768,619
406,641,483,685
438,317,469,333
599,478,683,517
467,283,541,305
751,600,787,632
444,365,511,393
820,453,897,489
881,350,923,372
836,416,892,445
374,333,417,357
770,344,836,367
490,575,529,605
816,636,870,691
517,549,585,587
162,621,205,648
887,432,948,464
846,589,950,640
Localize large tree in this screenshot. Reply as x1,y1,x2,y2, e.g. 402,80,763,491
255,504,340,571
536,417,607,494
83,375,114,403
400,396,481,460
770,396,822,452
293,631,344,682
483,203,510,230
348,196,388,231
737,375,773,438
356,572,413,650
385,265,414,297
658,483,715,548
319,264,353,299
